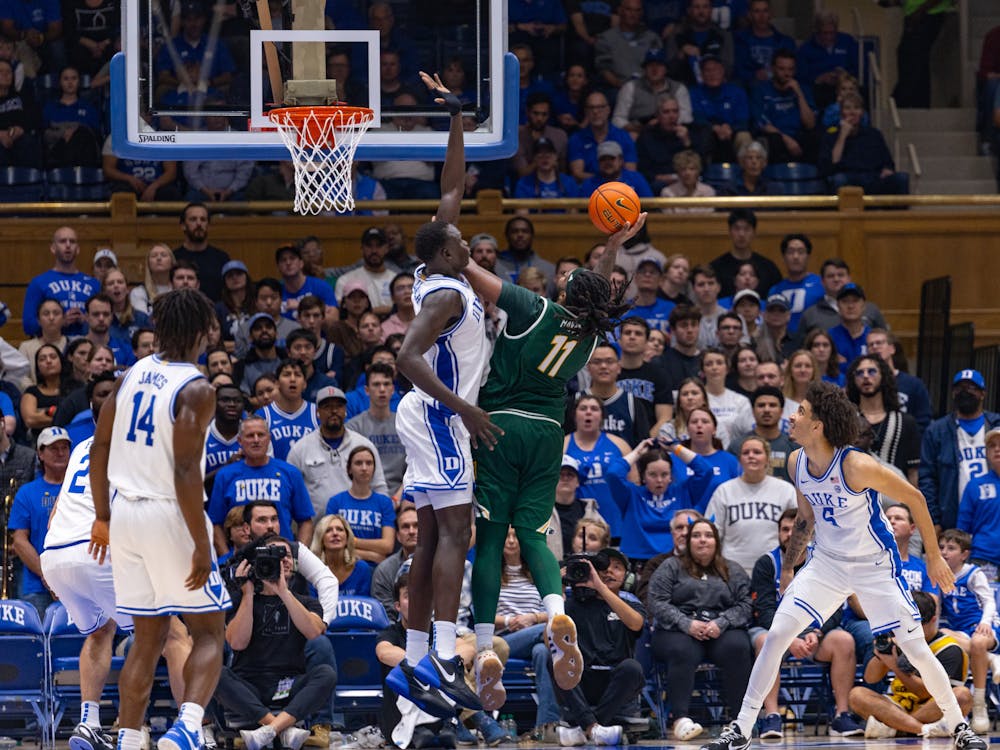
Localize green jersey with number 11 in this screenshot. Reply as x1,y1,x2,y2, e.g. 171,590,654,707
478,283,598,423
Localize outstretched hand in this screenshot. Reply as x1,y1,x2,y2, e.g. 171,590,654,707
608,212,648,248
419,71,462,116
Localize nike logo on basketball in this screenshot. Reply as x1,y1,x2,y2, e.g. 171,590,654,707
615,198,629,208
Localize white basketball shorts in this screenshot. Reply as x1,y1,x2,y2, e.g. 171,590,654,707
109,496,231,616
396,393,473,508
40,542,134,634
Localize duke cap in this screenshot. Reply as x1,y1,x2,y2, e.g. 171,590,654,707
561,454,581,472
532,136,557,156
765,293,790,311
37,426,70,448
315,386,347,405
733,289,761,306
836,282,866,301
597,140,623,159
636,258,663,273
953,369,986,390
361,227,386,245
93,248,117,266
642,48,668,67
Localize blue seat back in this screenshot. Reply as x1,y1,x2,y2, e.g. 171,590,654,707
703,162,739,191
46,168,108,201
0,600,49,738
0,167,44,202
327,597,390,691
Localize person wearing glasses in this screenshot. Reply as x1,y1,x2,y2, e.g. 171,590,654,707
568,91,638,182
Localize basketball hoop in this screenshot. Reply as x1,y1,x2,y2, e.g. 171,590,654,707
267,105,376,215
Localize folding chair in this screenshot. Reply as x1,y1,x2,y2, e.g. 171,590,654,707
0,599,52,745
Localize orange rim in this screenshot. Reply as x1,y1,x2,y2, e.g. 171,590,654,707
267,105,375,148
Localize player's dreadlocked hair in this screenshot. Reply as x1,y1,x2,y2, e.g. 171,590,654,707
151,288,217,361
562,269,631,339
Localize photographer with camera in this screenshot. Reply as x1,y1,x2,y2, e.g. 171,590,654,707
214,533,337,750
647,518,753,741
848,590,972,738
554,548,646,747
229,500,340,746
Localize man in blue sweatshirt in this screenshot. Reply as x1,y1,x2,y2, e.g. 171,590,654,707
22,225,98,337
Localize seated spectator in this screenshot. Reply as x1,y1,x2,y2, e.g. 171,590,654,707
658,253,692,305
798,258,888,337
613,49,692,138
935,529,997,733
514,137,579,202
0,58,39,166
0,0,66,76
324,445,394,564
215,533,336,750
19,298,66,384
552,546,645,747
568,91,637,182
722,139,779,196
630,261,674,334
769,233,824,335
63,369,113,447
796,10,859,109
682,406,741,494
19,343,68,435
661,149,716,211
564,394,634,541
183,113,254,201
715,311,745,362
705,436,796,573
645,328,668,362
848,589,971,739
846,356,921,485
512,44,555,126
730,289,761,342
103,269,149,342
41,65,99,167
657,305,703,386
781,349,820,412
638,96,697,193
493,527,561,739
215,259,253,349
804,328,845,386
647,517,753,741
580,140,654,197
577,341,652,446
371,504,417,620
551,63,591,132
666,0,734,87
564,0,615,69
750,508,864,739
821,71,869,130
550,456,605,559
65,0,119,76
607,437,715,563
0,38,25,92
155,1,235,94
702,348,753,446
508,0,566,77
719,262,759,310
750,49,817,163
380,273,414,341
690,265,727,349
129,243,174,316
867,329,932,433
295,295,342,381
661,377,708,444
594,0,659,91
372,93,438,200
733,0,795,89
819,92,908,195
828,282,870,374
218,504,251,564
754,293,796,364
103,133,180,200
310,513,372,596
514,92,568,177
690,54,750,163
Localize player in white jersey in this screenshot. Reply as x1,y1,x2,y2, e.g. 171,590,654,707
41,436,133,750
89,288,227,750
388,71,502,718
702,381,988,750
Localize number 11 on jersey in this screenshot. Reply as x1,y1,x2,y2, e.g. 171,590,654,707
537,335,578,378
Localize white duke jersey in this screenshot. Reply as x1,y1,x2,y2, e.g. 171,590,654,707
795,446,900,563
44,437,97,549
108,354,207,501
410,264,489,410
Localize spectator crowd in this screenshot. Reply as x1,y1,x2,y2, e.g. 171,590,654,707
6,198,1000,746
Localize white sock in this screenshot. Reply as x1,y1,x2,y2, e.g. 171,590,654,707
118,728,143,750
896,636,965,729
405,629,429,666
474,623,495,652
178,702,205,736
81,700,101,728
542,594,564,621
433,620,457,659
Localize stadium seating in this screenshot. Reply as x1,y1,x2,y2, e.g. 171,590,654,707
46,168,109,202
326,595,390,722
0,167,44,203
0,599,52,743
764,163,824,196
703,163,739,192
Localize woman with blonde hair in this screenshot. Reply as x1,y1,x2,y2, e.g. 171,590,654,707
311,513,372,596
129,243,175,314
103,268,149,341
659,253,692,304
782,349,821,407
517,266,548,297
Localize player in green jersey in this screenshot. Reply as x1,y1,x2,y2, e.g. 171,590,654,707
459,214,647,712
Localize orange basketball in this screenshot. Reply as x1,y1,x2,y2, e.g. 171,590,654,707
588,181,642,234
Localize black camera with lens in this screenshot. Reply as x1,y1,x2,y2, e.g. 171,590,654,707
563,551,610,585
224,537,289,593
873,633,895,655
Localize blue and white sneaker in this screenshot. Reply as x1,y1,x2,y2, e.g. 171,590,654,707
414,652,483,711
156,722,201,750
386,660,457,719
758,713,783,739
69,723,115,750
829,712,864,737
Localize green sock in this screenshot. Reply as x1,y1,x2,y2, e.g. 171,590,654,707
471,518,508,628
515,527,563,600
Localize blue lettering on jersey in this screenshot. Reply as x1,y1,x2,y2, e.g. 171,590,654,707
803,491,849,508
137,371,168,389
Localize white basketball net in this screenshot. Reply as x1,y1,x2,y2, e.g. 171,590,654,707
268,107,375,216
